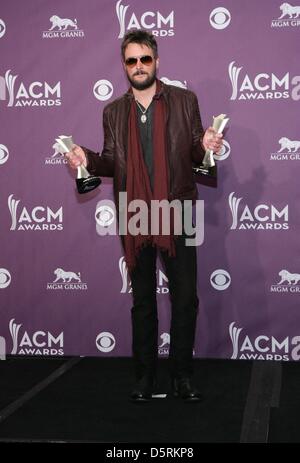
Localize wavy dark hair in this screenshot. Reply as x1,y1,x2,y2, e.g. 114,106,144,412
121,30,158,60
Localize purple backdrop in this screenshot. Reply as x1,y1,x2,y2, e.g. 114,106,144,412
1,0,299,361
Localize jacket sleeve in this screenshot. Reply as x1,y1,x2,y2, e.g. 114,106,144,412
190,92,205,165
81,107,115,178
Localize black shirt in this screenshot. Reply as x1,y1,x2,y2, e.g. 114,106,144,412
136,100,154,190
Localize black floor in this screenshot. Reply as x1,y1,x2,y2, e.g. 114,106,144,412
0,356,297,443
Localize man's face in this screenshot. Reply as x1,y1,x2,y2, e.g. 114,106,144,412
123,43,159,91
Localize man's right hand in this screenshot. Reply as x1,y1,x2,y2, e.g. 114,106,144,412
65,145,87,170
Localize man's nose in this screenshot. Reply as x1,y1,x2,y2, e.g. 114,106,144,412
136,59,143,70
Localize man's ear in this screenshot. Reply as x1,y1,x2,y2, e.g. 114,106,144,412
156,57,160,70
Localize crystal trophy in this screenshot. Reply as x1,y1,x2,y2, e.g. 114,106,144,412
193,114,229,177
55,135,101,194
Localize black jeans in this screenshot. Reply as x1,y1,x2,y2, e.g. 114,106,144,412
130,235,199,381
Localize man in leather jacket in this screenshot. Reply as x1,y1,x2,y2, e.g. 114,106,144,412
66,30,223,403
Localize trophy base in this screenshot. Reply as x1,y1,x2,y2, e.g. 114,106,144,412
76,176,101,194
193,165,217,178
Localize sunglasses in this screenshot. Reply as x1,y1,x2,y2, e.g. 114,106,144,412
125,55,154,68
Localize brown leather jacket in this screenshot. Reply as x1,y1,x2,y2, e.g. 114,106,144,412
84,81,205,203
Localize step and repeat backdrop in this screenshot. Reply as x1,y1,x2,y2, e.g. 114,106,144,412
0,0,299,361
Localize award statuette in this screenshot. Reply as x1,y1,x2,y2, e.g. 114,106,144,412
55,135,101,194
193,114,229,178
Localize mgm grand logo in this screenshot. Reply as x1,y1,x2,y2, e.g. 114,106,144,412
270,137,300,161
47,268,87,290
271,3,300,27
271,269,300,293
43,15,85,38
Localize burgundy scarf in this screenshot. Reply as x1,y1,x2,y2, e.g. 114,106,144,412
124,80,176,272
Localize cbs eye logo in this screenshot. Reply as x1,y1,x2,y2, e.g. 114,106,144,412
95,205,115,227
0,19,6,38
210,269,231,290
96,332,116,353
209,7,231,30
0,144,9,165
214,139,231,161
93,79,114,101
0,269,11,288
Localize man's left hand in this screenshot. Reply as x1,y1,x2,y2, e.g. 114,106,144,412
202,127,223,154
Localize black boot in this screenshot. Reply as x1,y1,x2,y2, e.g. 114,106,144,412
172,377,202,402
130,375,155,403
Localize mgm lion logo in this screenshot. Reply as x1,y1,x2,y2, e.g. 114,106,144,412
53,268,81,283
278,269,300,285
278,137,300,153
49,15,78,31
52,142,62,158
159,332,170,348
279,3,300,18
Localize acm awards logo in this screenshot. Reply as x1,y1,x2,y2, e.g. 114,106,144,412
119,256,169,294
116,0,174,38
271,269,300,293
271,2,300,28
8,194,63,231
228,61,300,101
229,321,300,361
47,268,88,290
9,319,64,356
42,15,85,38
270,136,300,161
228,192,289,231
0,70,61,107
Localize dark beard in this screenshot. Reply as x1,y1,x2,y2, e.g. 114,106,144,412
127,69,157,90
